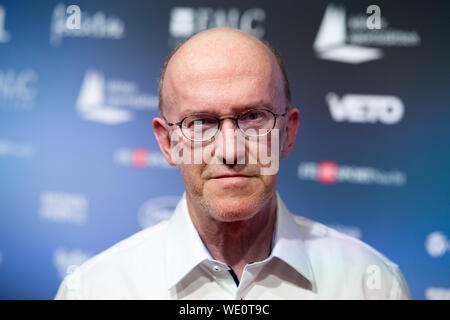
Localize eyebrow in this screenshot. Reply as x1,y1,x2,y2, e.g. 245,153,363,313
179,101,274,118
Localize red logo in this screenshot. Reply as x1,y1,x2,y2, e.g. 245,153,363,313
318,161,338,184
132,148,149,169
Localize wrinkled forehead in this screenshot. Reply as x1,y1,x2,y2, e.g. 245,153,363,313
162,32,285,116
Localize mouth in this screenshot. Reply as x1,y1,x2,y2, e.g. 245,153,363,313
211,174,253,179
210,174,254,185
208,173,257,189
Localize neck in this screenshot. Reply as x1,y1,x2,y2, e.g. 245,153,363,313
186,193,277,281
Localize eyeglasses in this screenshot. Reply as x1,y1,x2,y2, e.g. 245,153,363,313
166,108,287,142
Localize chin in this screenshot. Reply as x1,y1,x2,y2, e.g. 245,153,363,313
203,191,266,222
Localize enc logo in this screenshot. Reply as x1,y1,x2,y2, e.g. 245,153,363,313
298,161,406,186
0,69,38,110
137,196,180,229
425,231,449,258
313,3,420,64
169,7,266,47
326,93,404,124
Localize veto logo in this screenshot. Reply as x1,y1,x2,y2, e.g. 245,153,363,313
326,93,404,124
76,70,158,125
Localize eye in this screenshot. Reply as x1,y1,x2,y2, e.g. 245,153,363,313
240,110,268,122
247,112,261,120
184,116,217,129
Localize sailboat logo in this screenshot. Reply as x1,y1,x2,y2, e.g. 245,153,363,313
76,70,133,125
313,4,383,64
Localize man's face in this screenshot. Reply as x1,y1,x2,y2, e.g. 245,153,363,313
154,30,298,222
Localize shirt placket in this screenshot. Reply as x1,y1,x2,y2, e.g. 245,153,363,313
200,261,238,299
236,261,267,300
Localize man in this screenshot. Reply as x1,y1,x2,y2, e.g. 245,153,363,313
55,27,411,299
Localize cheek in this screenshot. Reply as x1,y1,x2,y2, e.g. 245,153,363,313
260,173,278,189
179,164,205,191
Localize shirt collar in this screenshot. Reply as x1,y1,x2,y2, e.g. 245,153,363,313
165,192,315,290
165,192,212,289
270,192,315,286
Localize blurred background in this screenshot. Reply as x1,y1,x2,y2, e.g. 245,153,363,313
0,0,449,299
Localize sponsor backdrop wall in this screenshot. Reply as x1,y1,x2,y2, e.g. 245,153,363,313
0,0,449,299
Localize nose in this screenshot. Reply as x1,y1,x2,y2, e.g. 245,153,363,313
215,119,245,165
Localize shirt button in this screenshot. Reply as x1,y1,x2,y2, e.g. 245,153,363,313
213,265,221,272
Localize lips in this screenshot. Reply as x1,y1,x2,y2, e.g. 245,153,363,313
211,174,252,179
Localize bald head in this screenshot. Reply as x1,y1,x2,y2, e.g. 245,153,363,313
158,28,290,117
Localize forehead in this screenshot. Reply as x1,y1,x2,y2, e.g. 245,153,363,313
163,34,285,117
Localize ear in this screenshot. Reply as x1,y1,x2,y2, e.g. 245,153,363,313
152,117,177,166
281,108,300,159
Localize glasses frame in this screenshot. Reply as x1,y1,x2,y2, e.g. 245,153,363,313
165,108,288,142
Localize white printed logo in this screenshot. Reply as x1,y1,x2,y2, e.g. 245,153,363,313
313,4,420,64
0,140,35,158
326,93,404,124
137,196,180,229
425,287,450,300
50,3,125,46
169,7,265,46
0,69,38,110
53,247,91,279
425,231,449,258
76,70,158,125
0,6,11,43
298,161,406,186
39,191,88,225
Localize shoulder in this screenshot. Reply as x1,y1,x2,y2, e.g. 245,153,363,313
82,220,168,272
291,214,411,299
293,215,395,266
55,220,170,299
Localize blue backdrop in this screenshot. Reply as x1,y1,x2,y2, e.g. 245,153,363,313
0,0,449,299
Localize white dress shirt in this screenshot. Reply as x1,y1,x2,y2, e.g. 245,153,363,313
55,192,411,299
